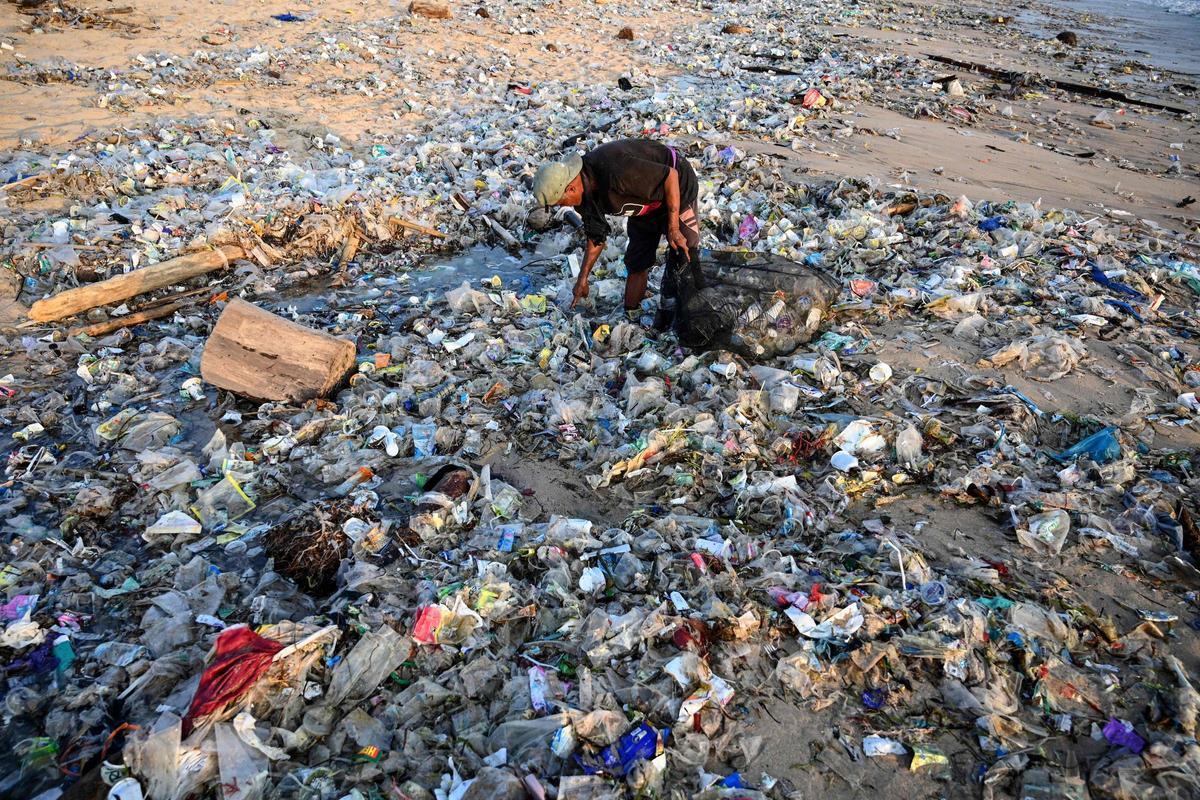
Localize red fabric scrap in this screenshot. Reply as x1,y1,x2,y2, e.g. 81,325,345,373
182,626,282,736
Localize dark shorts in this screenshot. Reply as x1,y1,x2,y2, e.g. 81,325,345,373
624,202,700,275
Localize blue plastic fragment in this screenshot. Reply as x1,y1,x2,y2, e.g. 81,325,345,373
978,216,1004,232
1049,426,1121,465
575,723,666,776
861,688,887,709
1089,262,1145,300
1103,298,1145,322
273,12,304,21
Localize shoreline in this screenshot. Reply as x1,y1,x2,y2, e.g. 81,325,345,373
1046,0,1200,76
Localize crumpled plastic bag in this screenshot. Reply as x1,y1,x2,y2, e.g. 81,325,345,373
624,373,666,417
326,625,409,706
600,322,645,356
573,709,630,747
1050,426,1122,465
926,291,985,318
1017,509,1071,555
445,281,495,314
774,651,817,697
980,333,1086,381
125,711,216,800
952,313,990,341
215,722,268,800
95,410,181,450
1,616,42,649
487,714,569,761
833,419,887,457
1009,602,1079,649
784,603,865,639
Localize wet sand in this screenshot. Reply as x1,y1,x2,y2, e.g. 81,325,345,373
1049,0,1200,75
779,0,1199,234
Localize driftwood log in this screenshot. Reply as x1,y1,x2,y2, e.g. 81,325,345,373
200,298,355,402
28,245,245,323
924,54,1190,115
69,300,189,338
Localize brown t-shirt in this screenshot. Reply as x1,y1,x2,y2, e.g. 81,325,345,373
577,139,698,245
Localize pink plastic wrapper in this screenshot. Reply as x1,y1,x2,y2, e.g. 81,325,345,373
412,606,444,644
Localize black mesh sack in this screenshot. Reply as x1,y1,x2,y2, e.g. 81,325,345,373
668,249,839,359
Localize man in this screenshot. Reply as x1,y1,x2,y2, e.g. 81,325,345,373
532,139,701,325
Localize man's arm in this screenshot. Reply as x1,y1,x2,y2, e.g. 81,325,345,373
571,239,605,308
663,168,690,261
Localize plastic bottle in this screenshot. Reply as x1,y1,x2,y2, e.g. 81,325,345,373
896,424,923,467
793,356,839,387
332,467,375,497
412,424,437,458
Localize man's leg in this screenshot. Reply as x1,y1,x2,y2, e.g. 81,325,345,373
623,216,659,316
624,271,650,310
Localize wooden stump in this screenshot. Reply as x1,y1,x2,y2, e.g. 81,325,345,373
200,298,356,402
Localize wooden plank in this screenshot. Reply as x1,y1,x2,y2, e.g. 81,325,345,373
390,217,447,239
27,245,244,323
1,173,48,191
21,242,106,251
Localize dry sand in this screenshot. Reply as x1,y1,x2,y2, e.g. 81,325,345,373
4,0,1193,231
0,0,670,147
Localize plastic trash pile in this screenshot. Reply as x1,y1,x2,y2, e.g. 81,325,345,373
3,165,1200,797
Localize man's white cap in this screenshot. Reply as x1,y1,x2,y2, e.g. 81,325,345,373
532,154,583,207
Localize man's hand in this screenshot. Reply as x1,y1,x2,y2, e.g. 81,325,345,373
667,226,690,262
570,274,590,308
572,240,603,309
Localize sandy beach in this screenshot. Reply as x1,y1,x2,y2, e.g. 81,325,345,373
1,0,1199,798
2,0,1196,222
